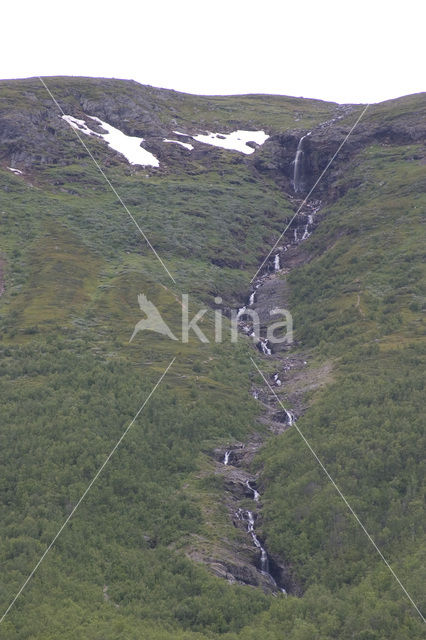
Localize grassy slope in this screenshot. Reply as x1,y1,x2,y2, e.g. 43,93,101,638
0,81,425,638
254,138,425,637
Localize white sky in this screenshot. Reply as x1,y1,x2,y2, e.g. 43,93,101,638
1,0,424,104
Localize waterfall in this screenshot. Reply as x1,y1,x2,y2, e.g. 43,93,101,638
301,224,310,240
274,254,280,271
219,187,321,597
284,409,295,426
246,479,260,502
245,510,256,535
293,137,305,193
238,508,277,587
260,548,270,573
243,511,269,566
293,132,311,193
258,339,272,356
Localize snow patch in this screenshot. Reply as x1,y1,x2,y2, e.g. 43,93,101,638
173,129,269,154
62,115,159,167
163,138,194,151
8,167,23,175
192,130,269,154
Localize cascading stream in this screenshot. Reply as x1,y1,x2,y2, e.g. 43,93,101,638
245,510,270,571
237,197,321,351
293,131,311,193
236,506,286,592
222,146,324,594
284,409,295,426
274,254,280,271
223,450,286,592
245,479,260,502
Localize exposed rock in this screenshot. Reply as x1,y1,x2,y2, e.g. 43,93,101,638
187,545,279,593
216,465,260,500
252,99,426,198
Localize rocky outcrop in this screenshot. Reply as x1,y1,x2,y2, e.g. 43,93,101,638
204,436,302,594
213,438,262,468
252,97,426,198
187,544,279,592
200,187,339,596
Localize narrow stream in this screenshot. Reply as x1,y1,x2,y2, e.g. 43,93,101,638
274,254,280,271
245,479,260,502
223,450,286,593
220,133,321,594
293,131,311,193
236,163,322,357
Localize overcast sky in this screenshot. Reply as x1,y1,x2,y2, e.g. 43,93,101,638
2,0,424,104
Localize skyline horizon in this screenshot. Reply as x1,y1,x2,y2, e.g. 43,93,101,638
2,73,425,106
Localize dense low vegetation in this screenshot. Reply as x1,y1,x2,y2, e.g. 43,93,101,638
0,79,424,638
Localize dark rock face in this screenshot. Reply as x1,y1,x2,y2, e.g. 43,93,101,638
254,276,290,330
214,441,262,468
0,111,60,168
190,552,279,592
0,78,182,169
252,99,426,198
268,553,302,596
2,79,425,189
208,439,302,595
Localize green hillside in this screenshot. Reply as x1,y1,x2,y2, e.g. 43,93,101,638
0,78,424,639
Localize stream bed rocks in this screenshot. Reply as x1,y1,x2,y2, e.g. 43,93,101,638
210,440,300,594
187,116,359,595
199,168,333,593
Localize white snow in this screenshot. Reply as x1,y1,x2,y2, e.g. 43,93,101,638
8,167,23,175
173,129,269,154
62,115,159,167
62,115,97,137
62,117,268,165
192,130,269,155
163,138,194,150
